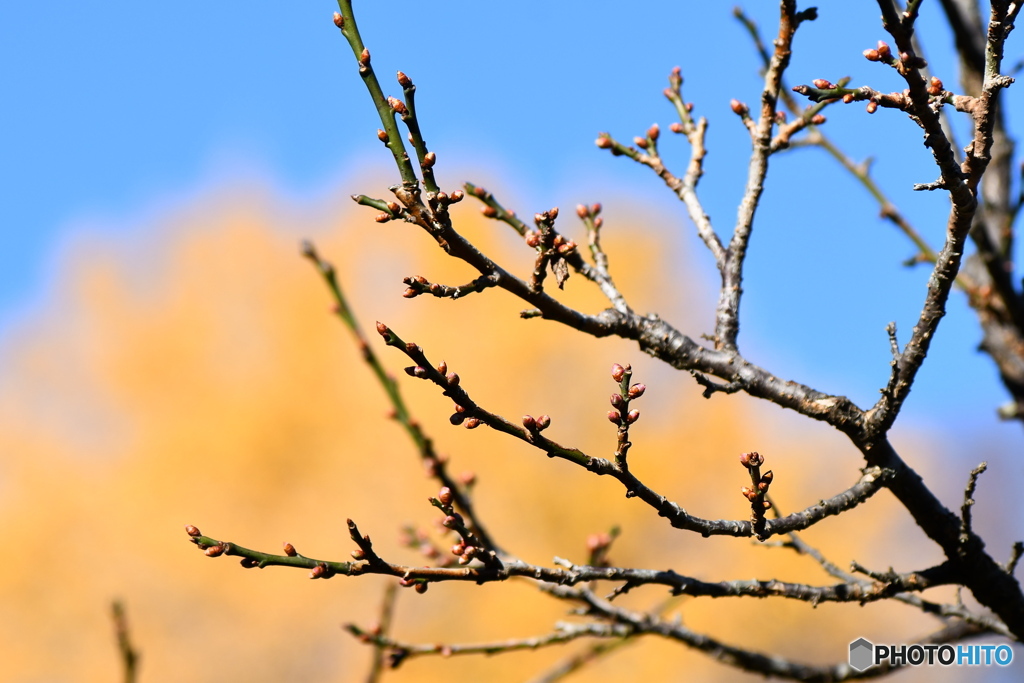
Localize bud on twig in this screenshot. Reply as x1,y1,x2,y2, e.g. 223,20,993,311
397,71,412,87
333,12,344,28
359,48,371,66
284,542,297,557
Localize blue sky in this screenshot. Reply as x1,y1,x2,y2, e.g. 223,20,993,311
3,1,1022,445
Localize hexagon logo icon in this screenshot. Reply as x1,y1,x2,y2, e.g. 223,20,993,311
849,638,874,672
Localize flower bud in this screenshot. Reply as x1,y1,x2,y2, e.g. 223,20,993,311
670,122,684,134
876,41,891,59
522,415,536,430
626,409,640,424
927,76,943,95
397,71,412,87
591,203,602,215
205,544,225,557
576,204,588,219
482,206,498,218
377,128,389,142
811,114,826,125
446,372,460,386
464,417,481,429
607,411,622,425
611,363,625,382
730,99,748,116
415,582,429,594
812,79,835,90
610,393,626,409
309,564,327,579
421,151,436,168
633,136,648,148
185,524,201,537
351,549,366,560
866,100,878,114
333,12,344,28
387,96,407,115
283,543,297,557
450,190,464,202
863,48,880,61
596,136,613,149
647,123,660,140
436,360,447,375
359,48,370,66
628,383,646,399
438,487,453,505
536,415,551,430
842,93,854,103
375,213,391,223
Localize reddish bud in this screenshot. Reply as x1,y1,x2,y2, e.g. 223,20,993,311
812,79,835,90
185,524,201,537
842,93,854,103
866,100,878,114
482,206,498,218
436,360,447,375
421,151,436,168
525,231,541,247
397,71,412,87
739,451,764,468
464,418,481,429
415,582,428,594
405,366,428,378
628,383,646,399
375,321,389,337
591,203,602,215
927,76,944,95
730,99,748,116
387,201,401,214
549,207,559,220
761,470,774,484
626,409,640,424
377,128,389,142
309,564,327,579
741,486,756,501
454,403,467,413
374,213,391,223
333,12,344,28
450,190,464,202
596,136,613,149
863,48,880,61
607,411,622,425
536,415,551,430
351,549,366,560
359,48,370,66
446,372,460,386
438,487,453,505
670,122,684,134
576,204,588,219
611,363,626,382
685,102,694,112
633,136,648,148
204,544,225,557
523,415,536,430
876,41,891,59
610,393,626,409
811,114,826,125
763,500,772,510
387,97,407,115
283,543,297,557
647,123,660,140
451,543,465,556
593,217,603,229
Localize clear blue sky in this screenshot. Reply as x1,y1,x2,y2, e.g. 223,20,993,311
2,2,1021,445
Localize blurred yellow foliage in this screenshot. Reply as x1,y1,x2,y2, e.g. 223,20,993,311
0,181,944,682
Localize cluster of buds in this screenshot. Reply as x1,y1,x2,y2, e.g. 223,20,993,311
739,451,774,513
429,487,479,566
634,123,660,149
522,414,552,432
862,40,893,63
926,76,944,96
606,363,645,427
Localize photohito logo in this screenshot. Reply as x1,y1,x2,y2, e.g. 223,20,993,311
849,638,1013,671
